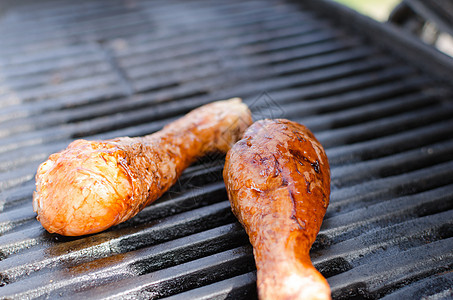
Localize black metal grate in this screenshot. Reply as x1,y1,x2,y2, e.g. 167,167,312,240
0,0,452,299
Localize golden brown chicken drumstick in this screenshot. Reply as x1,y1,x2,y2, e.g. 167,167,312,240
223,119,331,300
33,98,252,236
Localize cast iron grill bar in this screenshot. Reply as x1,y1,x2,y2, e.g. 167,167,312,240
1,106,448,196
330,138,453,187
30,54,399,137
0,73,428,153
1,98,450,216
0,34,356,122
1,64,114,97
129,38,368,94
0,164,452,298
1,139,452,237
0,222,248,288
0,12,150,49
162,272,258,300
327,160,453,214
312,103,453,147
2,240,254,298
19,128,453,215
328,238,453,299
0,7,313,81
2,177,452,280
167,233,453,300
0,43,99,67
0,0,452,299
300,92,441,131
320,184,453,244
0,175,227,231
0,74,430,177
0,1,143,33
0,48,107,79
0,57,414,130
0,45,377,138
2,88,451,192
0,60,415,157
71,245,255,300
0,87,127,120
380,272,453,300
0,4,312,109
0,2,311,55
325,119,453,165
0,1,297,43
317,210,453,269
0,28,354,124
116,15,328,69
0,73,120,105
5,136,452,227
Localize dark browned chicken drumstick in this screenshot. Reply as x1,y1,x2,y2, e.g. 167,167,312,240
223,119,331,300
33,98,252,236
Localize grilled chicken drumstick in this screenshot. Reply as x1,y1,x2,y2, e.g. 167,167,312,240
223,119,331,300
34,98,252,236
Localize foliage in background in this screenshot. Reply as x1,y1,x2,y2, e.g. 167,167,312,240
332,0,401,21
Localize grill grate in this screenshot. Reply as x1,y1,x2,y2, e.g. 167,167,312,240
1,0,452,299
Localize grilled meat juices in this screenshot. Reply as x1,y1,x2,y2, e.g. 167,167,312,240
33,98,252,236
223,119,331,300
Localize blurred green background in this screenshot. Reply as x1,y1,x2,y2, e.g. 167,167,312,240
333,0,453,56
332,0,401,21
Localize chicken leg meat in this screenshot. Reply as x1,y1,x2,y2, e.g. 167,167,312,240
34,98,252,236
223,119,331,300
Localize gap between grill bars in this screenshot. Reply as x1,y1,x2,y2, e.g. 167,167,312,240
0,0,452,299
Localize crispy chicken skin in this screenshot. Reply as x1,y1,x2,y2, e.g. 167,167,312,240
33,98,252,236
223,119,331,300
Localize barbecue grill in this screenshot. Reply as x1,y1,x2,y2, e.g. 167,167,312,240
1,0,452,299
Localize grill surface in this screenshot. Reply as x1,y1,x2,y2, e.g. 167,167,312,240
1,0,453,299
